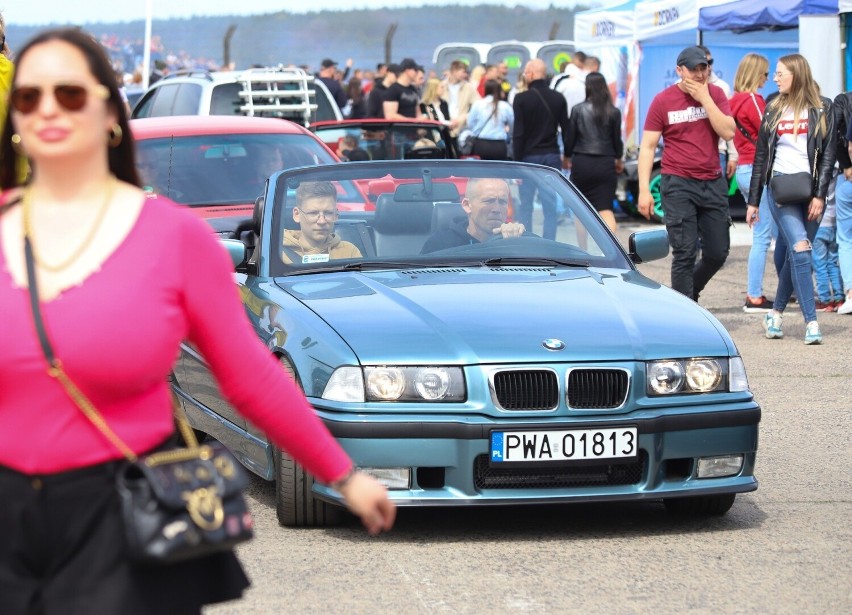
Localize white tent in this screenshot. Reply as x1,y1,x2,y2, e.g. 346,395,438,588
634,0,735,44
574,0,639,48
573,1,642,146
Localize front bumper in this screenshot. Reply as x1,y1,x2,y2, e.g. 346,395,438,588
313,404,760,506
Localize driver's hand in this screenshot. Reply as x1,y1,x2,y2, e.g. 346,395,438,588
496,222,525,238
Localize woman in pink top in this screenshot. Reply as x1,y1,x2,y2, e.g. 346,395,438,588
0,28,394,614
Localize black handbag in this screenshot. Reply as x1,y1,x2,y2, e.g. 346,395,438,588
769,172,814,205
22,227,253,564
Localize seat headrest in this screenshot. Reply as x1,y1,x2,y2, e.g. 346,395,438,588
431,201,465,232
373,194,433,235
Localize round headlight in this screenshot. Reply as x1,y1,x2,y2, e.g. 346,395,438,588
366,367,406,401
685,359,722,392
414,367,451,400
648,361,685,395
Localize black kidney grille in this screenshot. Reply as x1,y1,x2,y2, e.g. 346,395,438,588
567,369,629,409
493,370,559,410
474,452,646,489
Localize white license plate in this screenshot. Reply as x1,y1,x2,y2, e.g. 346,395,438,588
490,427,638,464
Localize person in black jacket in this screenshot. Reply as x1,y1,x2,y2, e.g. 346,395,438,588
366,63,399,119
345,77,367,119
747,53,836,343
316,58,348,110
565,72,623,232
512,58,570,240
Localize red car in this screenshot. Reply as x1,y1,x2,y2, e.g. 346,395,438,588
130,116,340,218
311,118,458,161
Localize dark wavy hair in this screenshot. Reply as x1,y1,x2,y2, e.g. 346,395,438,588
0,27,141,189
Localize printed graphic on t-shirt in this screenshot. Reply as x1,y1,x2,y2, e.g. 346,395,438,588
667,106,707,124
777,118,809,136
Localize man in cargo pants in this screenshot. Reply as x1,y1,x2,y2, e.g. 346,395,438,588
637,46,735,301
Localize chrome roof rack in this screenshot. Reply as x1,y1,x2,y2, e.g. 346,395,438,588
236,66,319,127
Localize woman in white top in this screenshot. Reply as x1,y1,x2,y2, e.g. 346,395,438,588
747,53,836,344
465,80,514,160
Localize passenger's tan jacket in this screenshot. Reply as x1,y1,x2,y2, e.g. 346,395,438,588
282,230,361,264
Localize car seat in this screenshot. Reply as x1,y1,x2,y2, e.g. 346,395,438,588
371,194,434,257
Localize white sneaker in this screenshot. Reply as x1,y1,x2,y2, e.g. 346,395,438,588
804,321,823,345
762,311,783,339
838,296,852,315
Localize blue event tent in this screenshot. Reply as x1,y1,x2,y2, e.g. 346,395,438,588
699,0,839,31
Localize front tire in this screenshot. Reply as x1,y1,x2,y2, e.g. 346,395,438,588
275,448,343,527
273,354,343,527
664,493,736,516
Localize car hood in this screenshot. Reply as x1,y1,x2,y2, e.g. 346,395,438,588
277,268,733,364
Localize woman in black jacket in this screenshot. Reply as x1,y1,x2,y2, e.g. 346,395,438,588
747,53,836,344
345,77,367,119
564,72,623,232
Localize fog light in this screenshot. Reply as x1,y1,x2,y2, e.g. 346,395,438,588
360,467,411,490
697,455,743,478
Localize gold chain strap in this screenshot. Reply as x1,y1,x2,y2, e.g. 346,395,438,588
46,359,201,463
47,359,139,462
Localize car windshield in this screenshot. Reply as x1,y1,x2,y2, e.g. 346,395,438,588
135,133,335,206
267,161,630,276
313,123,448,160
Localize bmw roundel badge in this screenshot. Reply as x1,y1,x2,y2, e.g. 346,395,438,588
542,338,565,351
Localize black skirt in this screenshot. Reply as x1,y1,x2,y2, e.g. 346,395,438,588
472,137,510,161
0,460,250,615
570,153,617,212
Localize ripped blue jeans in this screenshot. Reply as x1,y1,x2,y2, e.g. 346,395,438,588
766,182,820,323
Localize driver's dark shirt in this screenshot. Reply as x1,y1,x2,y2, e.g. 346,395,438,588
420,217,478,253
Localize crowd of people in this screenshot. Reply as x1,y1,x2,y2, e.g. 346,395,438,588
1,11,852,611
637,44,852,346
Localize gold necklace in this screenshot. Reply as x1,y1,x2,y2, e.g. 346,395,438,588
22,177,117,272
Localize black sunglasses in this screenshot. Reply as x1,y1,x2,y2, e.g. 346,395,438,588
10,83,109,115
707,58,714,66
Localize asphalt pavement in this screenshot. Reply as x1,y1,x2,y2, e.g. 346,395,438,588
207,218,851,615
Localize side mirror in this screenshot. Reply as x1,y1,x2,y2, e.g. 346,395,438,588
628,228,669,264
220,238,247,270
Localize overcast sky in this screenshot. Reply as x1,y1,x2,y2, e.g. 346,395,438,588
7,1,582,27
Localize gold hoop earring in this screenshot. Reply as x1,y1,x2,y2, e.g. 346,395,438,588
108,124,123,148
11,133,24,155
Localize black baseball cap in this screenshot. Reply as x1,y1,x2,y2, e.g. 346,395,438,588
320,58,338,69
399,58,418,72
676,46,709,70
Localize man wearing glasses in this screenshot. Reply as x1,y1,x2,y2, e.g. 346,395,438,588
283,181,361,264
637,45,735,302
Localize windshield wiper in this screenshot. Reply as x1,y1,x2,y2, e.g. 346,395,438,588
340,261,426,271
284,261,475,276
481,256,590,268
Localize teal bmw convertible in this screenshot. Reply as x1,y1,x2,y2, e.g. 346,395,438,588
176,160,760,527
